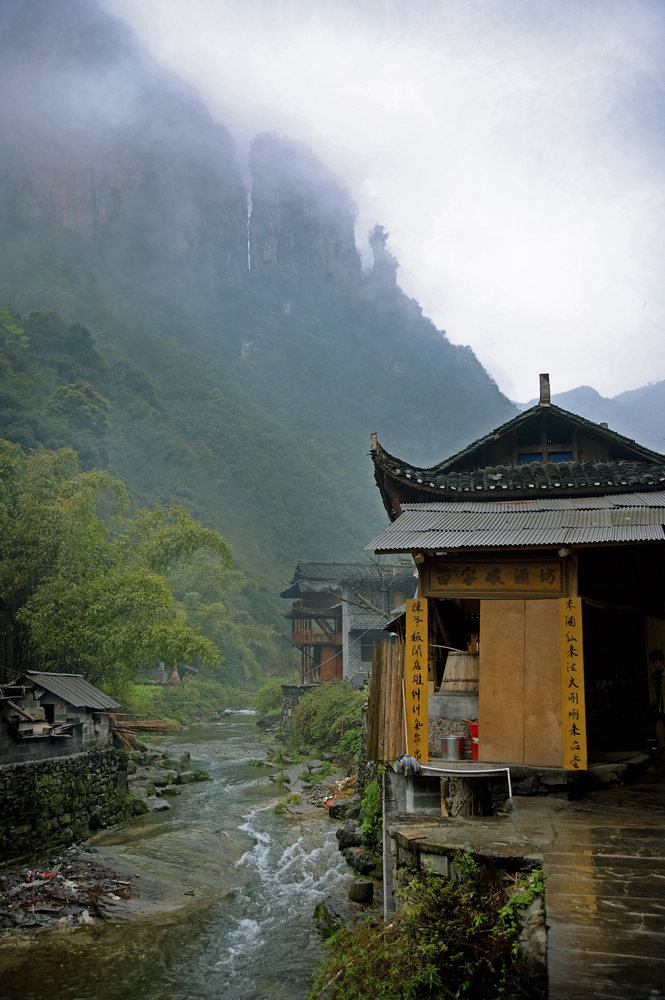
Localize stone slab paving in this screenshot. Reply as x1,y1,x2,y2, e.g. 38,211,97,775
543,766,665,1000
389,757,665,999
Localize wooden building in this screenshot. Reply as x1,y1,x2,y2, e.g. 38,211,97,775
367,375,665,769
281,561,415,686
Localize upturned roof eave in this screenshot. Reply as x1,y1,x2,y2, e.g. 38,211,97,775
371,401,665,480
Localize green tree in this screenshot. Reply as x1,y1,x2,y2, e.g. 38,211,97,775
0,441,234,693
48,381,110,438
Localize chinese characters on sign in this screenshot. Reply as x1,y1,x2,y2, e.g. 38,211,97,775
405,597,429,763
427,560,564,598
559,597,587,771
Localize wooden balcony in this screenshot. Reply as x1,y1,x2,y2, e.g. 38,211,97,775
292,628,343,646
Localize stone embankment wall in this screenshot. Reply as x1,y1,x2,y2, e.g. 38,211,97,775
280,684,316,732
0,747,135,863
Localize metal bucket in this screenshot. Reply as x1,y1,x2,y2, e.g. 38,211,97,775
440,735,465,760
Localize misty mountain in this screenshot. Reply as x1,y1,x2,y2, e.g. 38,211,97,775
0,0,517,612
520,383,665,455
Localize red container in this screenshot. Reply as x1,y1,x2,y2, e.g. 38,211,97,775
469,722,479,761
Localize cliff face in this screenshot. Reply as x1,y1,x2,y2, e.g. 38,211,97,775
0,0,249,296
249,133,361,285
0,0,518,584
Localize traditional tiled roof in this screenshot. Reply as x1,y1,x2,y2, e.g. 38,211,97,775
426,402,665,472
371,400,665,515
280,561,413,599
367,492,665,554
380,459,665,497
289,562,387,581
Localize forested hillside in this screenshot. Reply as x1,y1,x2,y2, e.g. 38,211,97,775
0,0,515,629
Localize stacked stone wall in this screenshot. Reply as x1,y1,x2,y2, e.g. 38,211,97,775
0,747,133,864
280,684,316,733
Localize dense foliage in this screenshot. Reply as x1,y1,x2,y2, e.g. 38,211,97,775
123,679,251,724
308,857,546,1000
0,440,278,696
287,682,364,757
0,0,517,686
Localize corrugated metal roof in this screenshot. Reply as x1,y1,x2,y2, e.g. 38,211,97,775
21,671,120,711
366,494,665,553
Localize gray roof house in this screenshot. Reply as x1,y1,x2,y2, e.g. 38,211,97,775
0,671,120,763
281,561,416,687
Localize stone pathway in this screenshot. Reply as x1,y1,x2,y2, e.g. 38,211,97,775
390,757,665,999
543,768,665,1000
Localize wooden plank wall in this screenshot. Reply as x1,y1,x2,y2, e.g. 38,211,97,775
478,598,561,766
366,640,406,762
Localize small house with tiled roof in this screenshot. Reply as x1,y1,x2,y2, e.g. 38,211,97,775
0,671,120,763
281,561,415,686
367,374,665,770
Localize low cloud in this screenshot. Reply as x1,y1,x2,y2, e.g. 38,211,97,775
102,0,665,400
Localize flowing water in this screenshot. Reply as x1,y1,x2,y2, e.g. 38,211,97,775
0,716,349,1000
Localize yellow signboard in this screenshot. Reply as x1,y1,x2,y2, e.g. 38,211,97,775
559,597,587,771
405,597,429,763
427,559,565,598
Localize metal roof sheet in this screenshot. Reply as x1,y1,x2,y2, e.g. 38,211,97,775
366,495,665,553
20,671,120,711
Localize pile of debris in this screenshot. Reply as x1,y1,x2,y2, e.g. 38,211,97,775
0,845,138,930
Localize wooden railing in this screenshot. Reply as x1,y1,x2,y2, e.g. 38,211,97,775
292,629,343,646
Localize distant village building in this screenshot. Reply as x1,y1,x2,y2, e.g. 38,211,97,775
0,671,120,764
367,374,665,769
281,561,415,687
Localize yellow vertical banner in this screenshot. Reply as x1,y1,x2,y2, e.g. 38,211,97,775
559,596,587,771
405,597,429,762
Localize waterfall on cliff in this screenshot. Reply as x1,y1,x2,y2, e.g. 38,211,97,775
247,189,252,271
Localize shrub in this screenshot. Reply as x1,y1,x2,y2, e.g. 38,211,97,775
254,677,286,717
307,855,546,1000
287,682,364,757
360,774,382,848
123,679,250,724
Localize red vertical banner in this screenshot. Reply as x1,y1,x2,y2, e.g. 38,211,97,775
405,597,429,763
559,596,587,771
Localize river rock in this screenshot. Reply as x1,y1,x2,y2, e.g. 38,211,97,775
328,796,360,820
141,770,175,788
347,878,373,904
341,847,381,876
184,769,211,783
336,818,362,849
145,798,171,811
256,713,281,729
175,770,198,784
313,892,382,938
130,781,157,798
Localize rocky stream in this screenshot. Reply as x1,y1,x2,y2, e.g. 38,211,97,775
0,715,359,1000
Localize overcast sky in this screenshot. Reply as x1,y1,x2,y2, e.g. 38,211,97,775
102,0,665,403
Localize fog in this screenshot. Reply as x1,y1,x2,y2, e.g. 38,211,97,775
101,0,665,402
